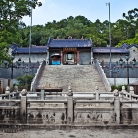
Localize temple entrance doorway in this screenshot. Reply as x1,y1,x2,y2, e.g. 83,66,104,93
66,52,75,64
63,48,77,65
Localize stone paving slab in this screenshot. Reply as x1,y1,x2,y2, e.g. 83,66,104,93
0,128,138,138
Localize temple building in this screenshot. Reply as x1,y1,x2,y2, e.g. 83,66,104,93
0,38,138,93
10,38,134,66
47,37,92,65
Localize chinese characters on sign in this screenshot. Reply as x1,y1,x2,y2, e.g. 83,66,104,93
63,48,77,52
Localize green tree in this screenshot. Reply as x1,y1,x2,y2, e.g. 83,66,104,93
0,0,42,63
17,74,34,90
123,8,138,38
18,8,138,47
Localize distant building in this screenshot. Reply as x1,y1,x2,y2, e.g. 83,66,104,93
92,47,129,63
119,43,138,61
5,39,138,79
10,39,137,65
47,38,92,65
10,44,47,63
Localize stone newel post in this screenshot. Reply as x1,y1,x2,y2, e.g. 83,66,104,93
95,86,99,100
5,86,10,99
41,87,45,100
129,86,134,101
5,86,10,106
20,89,27,124
67,86,73,124
114,90,120,124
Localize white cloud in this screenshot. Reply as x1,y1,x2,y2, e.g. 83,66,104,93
48,3,59,10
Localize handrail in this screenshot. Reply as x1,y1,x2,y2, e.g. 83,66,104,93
27,100,67,103
0,106,20,109
0,100,20,103
30,60,46,92
131,94,138,98
0,91,115,100
121,100,138,103
94,60,111,92
74,100,114,103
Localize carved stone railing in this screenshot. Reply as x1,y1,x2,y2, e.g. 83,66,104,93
94,60,111,92
30,60,46,92
2,85,138,101
0,86,138,126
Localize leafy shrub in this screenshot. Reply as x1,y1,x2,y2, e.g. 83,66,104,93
111,84,127,91
17,74,34,90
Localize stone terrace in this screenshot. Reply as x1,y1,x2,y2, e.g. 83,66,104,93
37,65,106,92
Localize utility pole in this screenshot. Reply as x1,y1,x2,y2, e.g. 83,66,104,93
106,2,112,77
29,6,32,74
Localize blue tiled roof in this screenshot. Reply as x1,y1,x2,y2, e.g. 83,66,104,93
10,43,21,49
119,43,128,49
93,47,129,54
126,44,138,49
12,46,47,54
48,39,92,48
120,43,138,49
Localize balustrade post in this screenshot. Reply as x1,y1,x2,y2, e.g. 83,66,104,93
114,90,120,124
20,89,27,124
129,86,134,101
14,85,18,99
121,86,127,100
41,87,45,100
67,86,73,124
5,86,10,99
91,55,94,65
95,86,99,100
5,86,10,106
46,50,49,65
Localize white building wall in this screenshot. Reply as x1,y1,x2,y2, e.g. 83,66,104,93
93,53,126,63
129,47,138,61
13,53,47,63
108,78,138,86
93,47,138,63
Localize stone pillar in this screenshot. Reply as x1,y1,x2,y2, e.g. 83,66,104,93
121,86,126,100
77,51,80,65
20,89,27,124
5,86,10,106
41,87,45,100
91,57,94,65
5,86,10,99
46,48,49,65
129,86,134,101
95,86,99,100
63,52,66,64
60,51,63,65
14,85,18,99
114,90,120,124
74,52,77,64
91,47,94,65
67,86,73,124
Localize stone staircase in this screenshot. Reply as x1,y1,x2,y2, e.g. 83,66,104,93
37,65,107,92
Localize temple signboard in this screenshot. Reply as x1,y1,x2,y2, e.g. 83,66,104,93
63,48,77,52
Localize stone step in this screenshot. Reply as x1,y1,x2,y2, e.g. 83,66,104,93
37,65,107,92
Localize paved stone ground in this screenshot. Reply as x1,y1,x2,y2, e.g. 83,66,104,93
0,128,138,138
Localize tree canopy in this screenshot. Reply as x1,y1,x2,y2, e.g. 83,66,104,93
0,4,138,64
0,0,42,64
19,8,138,48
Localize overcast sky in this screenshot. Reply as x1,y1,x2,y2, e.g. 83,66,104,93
22,0,138,26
